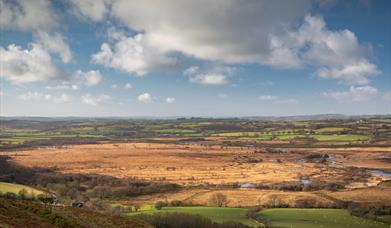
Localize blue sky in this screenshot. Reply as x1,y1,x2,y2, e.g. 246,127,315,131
0,0,390,117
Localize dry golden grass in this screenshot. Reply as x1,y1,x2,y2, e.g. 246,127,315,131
2,143,390,187
2,142,391,207
2,143,322,185
112,188,335,207
329,187,391,206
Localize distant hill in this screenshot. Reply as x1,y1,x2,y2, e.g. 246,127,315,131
0,114,390,121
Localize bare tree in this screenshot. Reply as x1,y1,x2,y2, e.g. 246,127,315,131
208,193,228,207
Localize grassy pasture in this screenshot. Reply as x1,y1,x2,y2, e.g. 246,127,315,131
313,134,369,141
314,127,347,133
129,206,259,226
0,182,46,198
215,130,368,142
155,129,197,133
258,208,388,228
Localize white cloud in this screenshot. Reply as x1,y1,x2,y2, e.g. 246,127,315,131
69,0,109,22
257,95,278,101
323,85,378,102
92,32,177,75
316,60,379,85
111,84,118,89
73,70,102,87
18,92,71,103
265,34,302,68
185,65,233,85
166,97,176,104
0,0,58,31
189,73,227,85
81,94,110,106
35,31,72,63
0,43,65,84
110,0,309,65
82,1,378,85
124,83,133,89
184,66,199,76
45,84,79,90
138,92,153,103
104,1,378,84
283,15,380,85
45,70,102,90
257,95,298,104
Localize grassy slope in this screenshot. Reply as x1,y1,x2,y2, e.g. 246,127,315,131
0,198,151,228
0,182,46,198
129,206,259,227
258,208,388,228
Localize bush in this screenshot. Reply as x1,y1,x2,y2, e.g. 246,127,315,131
155,201,165,210
170,200,183,206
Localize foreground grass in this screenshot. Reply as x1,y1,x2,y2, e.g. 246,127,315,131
0,198,150,228
0,182,46,198
258,208,388,228
128,206,259,227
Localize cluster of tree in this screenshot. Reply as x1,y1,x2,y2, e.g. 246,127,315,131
252,182,344,192
348,203,391,221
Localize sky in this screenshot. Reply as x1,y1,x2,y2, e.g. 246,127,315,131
0,0,390,117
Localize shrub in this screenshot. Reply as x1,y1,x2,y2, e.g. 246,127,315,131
170,200,183,206
155,201,165,210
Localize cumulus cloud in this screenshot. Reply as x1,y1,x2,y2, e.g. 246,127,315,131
18,92,71,103
35,31,72,63
257,95,299,104
323,85,378,102
73,70,102,87
138,92,153,103
124,83,132,89
110,0,309,65
85,1,379,85
81,94,110,106
92,32,177,75
184,65,233,85
166,97,176,104
45,84,79,91
282,15,380,84
45,70,102,90
0,43,66,84
0,0,58,31
69,0,109,22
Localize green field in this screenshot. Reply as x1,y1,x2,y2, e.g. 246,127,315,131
0,182,47,198
216,131,368,142
314,127,347,133
129,206,259,226
313,134,369,141
129,206,389,228
258,208,388,228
